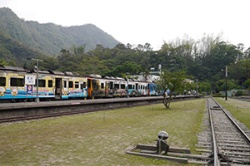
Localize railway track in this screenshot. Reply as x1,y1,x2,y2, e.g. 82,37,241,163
126,97,250,165
196,98,250,165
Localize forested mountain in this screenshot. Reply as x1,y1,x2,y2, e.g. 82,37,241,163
0,7,120,55
0,32,43,66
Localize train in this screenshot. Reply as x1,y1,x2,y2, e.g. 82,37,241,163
0,65,159,102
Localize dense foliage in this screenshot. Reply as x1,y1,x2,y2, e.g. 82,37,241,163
0,32,42,66
22,35,250,94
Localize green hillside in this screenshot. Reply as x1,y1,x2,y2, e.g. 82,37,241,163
0,32,42,66
0,7,120,55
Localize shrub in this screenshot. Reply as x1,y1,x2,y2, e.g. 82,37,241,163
235,91,243,96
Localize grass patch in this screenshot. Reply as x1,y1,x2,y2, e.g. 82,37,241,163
0,99,205,165
215,97,250,129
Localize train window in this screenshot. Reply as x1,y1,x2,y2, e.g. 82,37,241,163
80,82,86,89
0,77,6,86
10,78,24,87
64,81,67,88
128,84,133,89
35,79,46,87
101,83,104,89
83,82,86,88
48,80,53,87
69,81,73,88
75,82,79,88
114,84,119,89
121,84,125,89
93,80,98,90
109,82,114,89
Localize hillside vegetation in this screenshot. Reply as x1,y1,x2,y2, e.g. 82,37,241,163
0,32,42,66
0,7,119,56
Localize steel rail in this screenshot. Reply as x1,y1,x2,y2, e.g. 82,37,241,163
207,98,221,165
212,98,250,143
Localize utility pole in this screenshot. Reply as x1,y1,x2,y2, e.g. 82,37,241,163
225,66,228,101
27,58,43,102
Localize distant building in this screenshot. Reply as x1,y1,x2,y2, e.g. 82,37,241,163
131,69,161,82
184,79,194,84
131,74,160,82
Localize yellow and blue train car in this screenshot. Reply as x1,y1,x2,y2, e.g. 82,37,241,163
0,66,88,102
0,66,29,101
59,72,88,99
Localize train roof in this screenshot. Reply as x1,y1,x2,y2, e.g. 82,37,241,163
88,74,102,78
49,70,65,75
0,65,26,72
38,70,50,74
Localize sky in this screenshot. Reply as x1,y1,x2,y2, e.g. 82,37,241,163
1,0,250,50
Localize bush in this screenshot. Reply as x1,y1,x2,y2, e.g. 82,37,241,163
235,91,243,96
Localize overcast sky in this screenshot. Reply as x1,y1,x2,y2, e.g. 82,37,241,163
1,0,249,50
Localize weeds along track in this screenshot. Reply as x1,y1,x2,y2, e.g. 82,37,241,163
197,97,250,165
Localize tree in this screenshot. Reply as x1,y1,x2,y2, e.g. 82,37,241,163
244,47,250,58
198,81,212,94
215,79,240,92
229,58,250,86
108,61,142,76
244,78,250,89
143,43,152,51
157,70,186,109
0,58,8,66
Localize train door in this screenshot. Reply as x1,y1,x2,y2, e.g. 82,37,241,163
80,81,87,98
62,79,69,97
87,78,93,98
105,81,109,97
55,78,62,99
